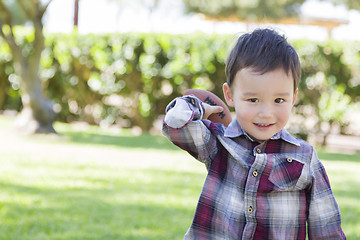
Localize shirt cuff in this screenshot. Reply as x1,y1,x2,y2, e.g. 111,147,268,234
163,95,204,129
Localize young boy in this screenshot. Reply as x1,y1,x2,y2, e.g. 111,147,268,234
162,28,345,239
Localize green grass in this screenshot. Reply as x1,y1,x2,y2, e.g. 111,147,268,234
0,115,359,239
317,152,360,239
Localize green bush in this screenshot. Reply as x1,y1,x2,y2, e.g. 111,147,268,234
0,32,359,134
292,40,360,142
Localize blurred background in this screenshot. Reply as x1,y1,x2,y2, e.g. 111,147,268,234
45,0,360,40
0,1,360,239
0,0,359,149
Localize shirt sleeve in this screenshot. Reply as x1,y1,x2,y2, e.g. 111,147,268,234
162,95,218,168
307,148,346,239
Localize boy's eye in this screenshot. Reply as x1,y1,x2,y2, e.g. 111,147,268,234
275,98,284,103
248,98,258,103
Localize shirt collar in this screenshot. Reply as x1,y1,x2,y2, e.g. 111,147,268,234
224,118,301,147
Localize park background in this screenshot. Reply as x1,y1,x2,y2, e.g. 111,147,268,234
0,0,360,239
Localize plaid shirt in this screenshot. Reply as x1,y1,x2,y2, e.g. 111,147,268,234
162,95,346,240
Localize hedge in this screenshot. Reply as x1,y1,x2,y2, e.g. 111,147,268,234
0,32,359,136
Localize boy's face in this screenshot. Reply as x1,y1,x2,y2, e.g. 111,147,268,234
223,67,298,142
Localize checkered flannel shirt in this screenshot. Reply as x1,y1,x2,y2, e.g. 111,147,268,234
162,95,346,240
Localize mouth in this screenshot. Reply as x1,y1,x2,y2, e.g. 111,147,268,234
254,123,275,128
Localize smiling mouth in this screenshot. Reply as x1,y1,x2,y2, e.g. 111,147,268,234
254,123,274,127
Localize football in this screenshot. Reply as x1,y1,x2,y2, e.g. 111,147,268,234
183,89,232,127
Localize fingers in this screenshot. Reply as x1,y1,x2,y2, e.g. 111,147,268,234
202,103,223,119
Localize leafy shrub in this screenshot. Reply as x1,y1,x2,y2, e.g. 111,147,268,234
0,32,359,137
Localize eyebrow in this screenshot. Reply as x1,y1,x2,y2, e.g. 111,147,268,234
242,92,258,97
275,93,292,97
242,92,291,97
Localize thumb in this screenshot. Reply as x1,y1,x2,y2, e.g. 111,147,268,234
203,104,223,119
212,105,223,113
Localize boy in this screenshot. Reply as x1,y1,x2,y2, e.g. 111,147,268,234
162,28,345,239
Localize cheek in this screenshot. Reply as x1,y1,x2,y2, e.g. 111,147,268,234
276,106,292,122
235,103,255,122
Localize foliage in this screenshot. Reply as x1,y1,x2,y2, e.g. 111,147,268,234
0,0,55,134
319,0,360,10
0,31,359,136
0,0,28,25
291,40,360,143
181,0,305,21
43,32,230,131
181,0,360,21
0,115,359,239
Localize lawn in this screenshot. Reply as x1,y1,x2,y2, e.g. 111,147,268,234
0,115,359,239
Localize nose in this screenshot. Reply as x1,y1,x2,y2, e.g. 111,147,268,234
258,104,272,119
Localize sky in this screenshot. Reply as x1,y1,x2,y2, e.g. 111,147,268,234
43,0,360,41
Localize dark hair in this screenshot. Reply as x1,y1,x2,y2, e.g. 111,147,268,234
225,28,301,91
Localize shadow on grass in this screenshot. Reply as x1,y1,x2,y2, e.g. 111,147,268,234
0,190,191,239
0,168,200,239
62,131,360,159
59,130,179,152
58,129,360,159
2,178,359,240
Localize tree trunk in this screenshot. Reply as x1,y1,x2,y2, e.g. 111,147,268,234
14,61,56,134
321,121,334,147
0,72,9,110
4,1,57,135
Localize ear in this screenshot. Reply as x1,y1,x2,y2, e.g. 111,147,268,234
292,88,298,105
223,83,234,107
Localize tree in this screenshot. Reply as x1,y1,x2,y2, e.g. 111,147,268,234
319,0,360,10
0,0,55,134
182,0,360,22
292,40,360,145
181,0,305,21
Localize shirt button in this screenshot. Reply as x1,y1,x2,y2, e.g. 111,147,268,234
252,170,258,177
287,158,293,163
248,206,253,213
256,148,261,153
